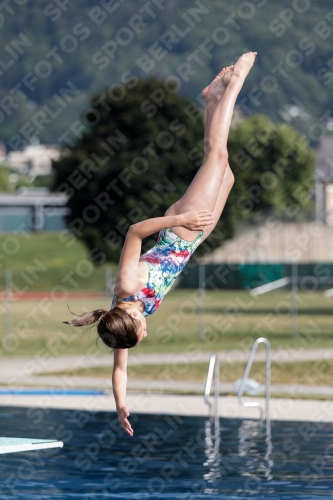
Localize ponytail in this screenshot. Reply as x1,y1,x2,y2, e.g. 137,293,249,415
63,307,139,349
63,308,107,327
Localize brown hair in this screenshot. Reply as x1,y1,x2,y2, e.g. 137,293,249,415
63,307,140,349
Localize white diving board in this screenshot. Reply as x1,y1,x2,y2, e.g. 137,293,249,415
0,437,63,454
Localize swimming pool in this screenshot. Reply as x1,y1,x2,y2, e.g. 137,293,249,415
0,406,332,499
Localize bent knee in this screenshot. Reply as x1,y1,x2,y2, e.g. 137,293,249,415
164,203,179,217
225,165,235,186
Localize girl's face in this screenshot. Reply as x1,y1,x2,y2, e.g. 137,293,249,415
136,312,148,345
128,309,147,345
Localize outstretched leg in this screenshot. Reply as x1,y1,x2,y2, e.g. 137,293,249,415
202,64,234,160
199,93,236,243
199,71,235,243
166,52,257,241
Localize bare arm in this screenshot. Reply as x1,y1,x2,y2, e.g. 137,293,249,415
128,211,214,239
129,215,180,239
112,349,133,436
116,212,214,293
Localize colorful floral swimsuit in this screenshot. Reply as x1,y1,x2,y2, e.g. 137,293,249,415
112,228,204,317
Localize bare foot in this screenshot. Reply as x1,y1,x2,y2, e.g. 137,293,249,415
202,65,234,104
232,51,257,82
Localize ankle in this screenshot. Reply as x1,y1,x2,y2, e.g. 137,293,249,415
228,74,244,93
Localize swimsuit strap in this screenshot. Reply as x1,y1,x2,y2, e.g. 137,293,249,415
113,294,131,301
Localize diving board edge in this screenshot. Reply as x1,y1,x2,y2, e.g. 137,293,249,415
0,438,63,454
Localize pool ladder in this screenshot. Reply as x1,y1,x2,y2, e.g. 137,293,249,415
204,353,219,417
204,337,271,420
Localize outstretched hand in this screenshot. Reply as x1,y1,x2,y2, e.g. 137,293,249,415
179,210,214,231
118,406,134,436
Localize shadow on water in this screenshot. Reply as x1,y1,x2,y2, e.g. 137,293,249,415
0,407,332,499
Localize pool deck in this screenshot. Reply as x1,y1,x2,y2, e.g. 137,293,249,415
1,349,333,422
0,392,332,423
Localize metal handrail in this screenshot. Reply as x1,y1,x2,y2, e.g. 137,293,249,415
204,353,219,417
237,337,271,420
250,277,291,296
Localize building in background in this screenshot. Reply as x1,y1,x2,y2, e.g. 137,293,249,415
202,221,333,264
0,142,6,164
315,136,333,225
0,188,68,232
0,141,67,231
200,136,333,265
7,142,60,180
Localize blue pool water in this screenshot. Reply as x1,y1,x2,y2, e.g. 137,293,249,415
0,406,332,499
0,389,104,396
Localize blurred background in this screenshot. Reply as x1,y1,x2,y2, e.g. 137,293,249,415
0,0,332,388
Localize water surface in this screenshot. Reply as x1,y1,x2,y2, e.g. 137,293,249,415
0,406,332,499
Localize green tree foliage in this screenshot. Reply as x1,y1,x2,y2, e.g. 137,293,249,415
0,164,10,191
53,80,316,264
1,0,333,147
52,78,205,263
224,115,316,227
0,164,34,191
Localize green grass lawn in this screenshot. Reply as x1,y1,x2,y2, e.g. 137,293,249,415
0,232,117,292
0,289,332,357
40,359,333,387
0,232,332,357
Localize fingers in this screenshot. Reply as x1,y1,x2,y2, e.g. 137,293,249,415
198,210,214,218
199,211,214,226
182,210,215,232
118,409,134,436
120,417,134,436
187,211,214,231
122,418,134,436
202,215,214,222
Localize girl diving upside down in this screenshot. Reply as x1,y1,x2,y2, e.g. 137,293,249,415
65,52,257,435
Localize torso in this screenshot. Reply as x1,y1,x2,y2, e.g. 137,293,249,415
112,228,204,317
114,260,149,298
